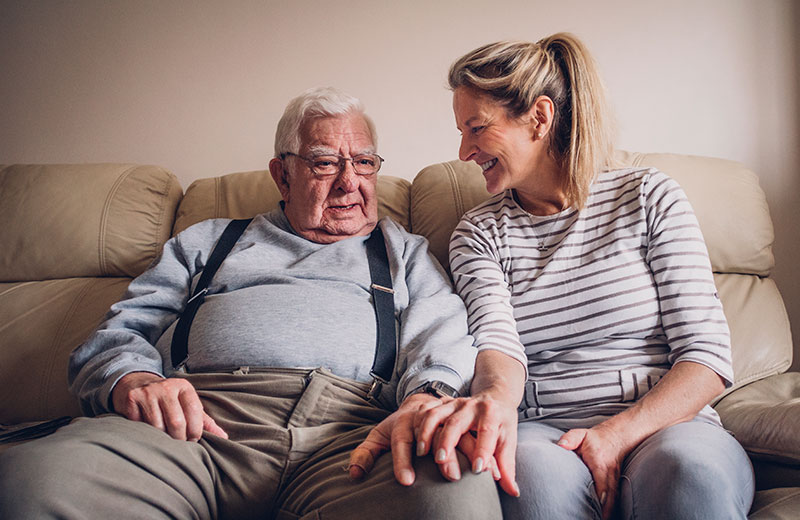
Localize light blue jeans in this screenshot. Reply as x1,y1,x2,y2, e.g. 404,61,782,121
502,419,754,519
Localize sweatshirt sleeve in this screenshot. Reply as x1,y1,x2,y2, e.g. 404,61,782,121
380,219,478,403
68,220,224,415
643,170,734,386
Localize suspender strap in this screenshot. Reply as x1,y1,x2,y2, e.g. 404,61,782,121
170,218,253,369
365,227,397,384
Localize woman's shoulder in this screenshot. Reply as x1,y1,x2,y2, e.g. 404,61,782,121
461,191,516,224
593,167,679,196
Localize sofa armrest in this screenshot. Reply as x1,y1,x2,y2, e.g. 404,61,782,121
715,372,800,467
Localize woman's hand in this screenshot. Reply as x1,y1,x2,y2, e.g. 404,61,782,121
413,392,520,496
111,371,228,442
557,423,630,519
348,392,465,485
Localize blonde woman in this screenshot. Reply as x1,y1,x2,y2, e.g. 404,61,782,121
415,34,754,519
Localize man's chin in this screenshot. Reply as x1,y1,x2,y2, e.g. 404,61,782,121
301,220,378,244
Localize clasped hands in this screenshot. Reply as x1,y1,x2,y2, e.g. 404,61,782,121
347,390,521,498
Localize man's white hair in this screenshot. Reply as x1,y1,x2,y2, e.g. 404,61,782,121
273,86,377,157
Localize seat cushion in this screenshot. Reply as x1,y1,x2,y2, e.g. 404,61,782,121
0,278,130,423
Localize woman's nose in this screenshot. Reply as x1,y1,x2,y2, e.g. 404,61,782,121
459,135,477,162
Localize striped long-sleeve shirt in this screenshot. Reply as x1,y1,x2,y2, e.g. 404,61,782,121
449,167,732,429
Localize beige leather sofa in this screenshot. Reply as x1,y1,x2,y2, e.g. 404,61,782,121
1,154,798,518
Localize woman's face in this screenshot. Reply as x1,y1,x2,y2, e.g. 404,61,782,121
453,87,540,194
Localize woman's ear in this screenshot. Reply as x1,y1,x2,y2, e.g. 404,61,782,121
269,158,291,202
530,95,555,140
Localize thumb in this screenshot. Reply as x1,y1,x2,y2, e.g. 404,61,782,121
557,429,586,451
202,412,228,439
349,425,391,480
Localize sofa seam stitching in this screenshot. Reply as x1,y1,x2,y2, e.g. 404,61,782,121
41,278,95,417
99,165,138,276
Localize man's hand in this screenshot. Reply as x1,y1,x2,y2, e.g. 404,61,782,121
111,372,228,442
413,392,520,497
557,424,628,520
348,392,464,485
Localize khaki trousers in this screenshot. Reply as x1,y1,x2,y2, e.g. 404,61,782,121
0,368,501,520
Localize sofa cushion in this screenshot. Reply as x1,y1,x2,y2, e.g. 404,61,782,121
0,164,182,281
0,278,130,424
716,373,800,467
173,169,411,235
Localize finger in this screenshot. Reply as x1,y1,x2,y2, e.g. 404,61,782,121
601,472,620,520
470,416,501,475
433,408,478,466
137,392,166,433
178,389,205,442
202,412,228,439
557,428,587,451
414,400,457,456
494,433,520,497
390,416,417,486
160,397,189,441
348,445,376,481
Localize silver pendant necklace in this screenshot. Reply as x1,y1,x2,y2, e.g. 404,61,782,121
535,210,563,252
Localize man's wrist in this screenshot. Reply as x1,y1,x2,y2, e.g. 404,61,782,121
408,380,460,399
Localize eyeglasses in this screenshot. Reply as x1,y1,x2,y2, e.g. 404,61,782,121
280,152,384,176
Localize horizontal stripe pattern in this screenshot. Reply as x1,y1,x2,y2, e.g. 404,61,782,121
449,168,732,428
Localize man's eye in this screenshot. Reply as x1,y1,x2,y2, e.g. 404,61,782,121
355,157,375,167
471,126,486,134
313,159,337,168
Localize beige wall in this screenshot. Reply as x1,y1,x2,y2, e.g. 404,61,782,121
2,0,799,367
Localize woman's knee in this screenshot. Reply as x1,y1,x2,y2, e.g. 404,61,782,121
505,430,600,519
621,421,753,519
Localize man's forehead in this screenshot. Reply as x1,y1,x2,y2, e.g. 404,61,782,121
299,114,374,152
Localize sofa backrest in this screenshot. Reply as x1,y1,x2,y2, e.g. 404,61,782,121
0,164,182,282
410,153,792,396
172,169,411,236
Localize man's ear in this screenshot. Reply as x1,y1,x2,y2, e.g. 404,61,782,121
269,157,291,202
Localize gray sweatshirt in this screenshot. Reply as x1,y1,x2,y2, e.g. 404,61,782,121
69,209,477,415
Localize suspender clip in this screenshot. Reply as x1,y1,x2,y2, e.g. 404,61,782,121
186,287,208,305
370,283,394,294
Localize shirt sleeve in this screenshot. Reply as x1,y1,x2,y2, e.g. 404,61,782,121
448,213,529,374
644,170,734,386
68,219,225,415
381,219,478,403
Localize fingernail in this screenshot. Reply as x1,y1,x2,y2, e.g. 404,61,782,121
435,448,447,462
600,491,607,505
473,457,484,474
399,469,415,486
513,481,521,497
447,462,461,481
416,441,426,457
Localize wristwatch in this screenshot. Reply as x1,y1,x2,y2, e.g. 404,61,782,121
408,380,460,399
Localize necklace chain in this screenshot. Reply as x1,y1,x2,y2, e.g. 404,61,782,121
535,210,563,252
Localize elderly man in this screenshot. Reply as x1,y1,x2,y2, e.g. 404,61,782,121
0,87,501,519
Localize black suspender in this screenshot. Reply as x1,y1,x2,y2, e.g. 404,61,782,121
169,221,398,388
365,227,396,384
171,218,253,370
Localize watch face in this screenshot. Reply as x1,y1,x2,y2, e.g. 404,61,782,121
429,381,458,398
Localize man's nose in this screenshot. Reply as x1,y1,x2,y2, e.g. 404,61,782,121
334,161,359,192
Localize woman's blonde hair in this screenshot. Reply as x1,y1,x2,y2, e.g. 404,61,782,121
448,33,615,209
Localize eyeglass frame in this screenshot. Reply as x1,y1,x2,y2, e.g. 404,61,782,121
279,152,384,176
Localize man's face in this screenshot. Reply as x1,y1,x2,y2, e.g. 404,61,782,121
270,113,379,243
